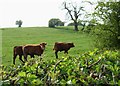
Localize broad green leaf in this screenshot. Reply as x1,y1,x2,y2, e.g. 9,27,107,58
18,72,26,77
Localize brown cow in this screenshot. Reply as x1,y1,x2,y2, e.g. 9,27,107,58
53,42,75,59
13,46,35,64
23,42,47,62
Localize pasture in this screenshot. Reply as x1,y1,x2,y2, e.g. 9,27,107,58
2,27,95,65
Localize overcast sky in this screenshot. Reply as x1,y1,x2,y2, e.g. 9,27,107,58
0,0,96,28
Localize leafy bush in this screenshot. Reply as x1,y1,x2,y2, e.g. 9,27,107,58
91,24,120,49
92,2,120,49
1,49,120,85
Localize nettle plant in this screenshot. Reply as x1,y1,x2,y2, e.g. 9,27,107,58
1,49,120,85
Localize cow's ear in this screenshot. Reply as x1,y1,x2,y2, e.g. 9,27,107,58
45,43,47,45
71,42,73,44
72,42,74,44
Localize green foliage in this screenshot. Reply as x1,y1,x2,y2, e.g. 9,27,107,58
1,49,120,85
92,1,120,48
15,20,23,27
48,18,64,28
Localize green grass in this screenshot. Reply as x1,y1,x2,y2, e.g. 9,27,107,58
2,27,95,65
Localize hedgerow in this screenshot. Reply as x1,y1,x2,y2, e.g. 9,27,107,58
0,49,120,85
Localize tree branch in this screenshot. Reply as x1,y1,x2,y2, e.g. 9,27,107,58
87,58,102,69
77,7,84,14
63,2,75,21
54,60,63,73
103,28,117,35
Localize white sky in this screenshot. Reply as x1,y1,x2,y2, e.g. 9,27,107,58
0,0,96,28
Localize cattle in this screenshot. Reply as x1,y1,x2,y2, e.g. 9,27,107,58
22,42,47,62
13,46,35,64
53,42,75,59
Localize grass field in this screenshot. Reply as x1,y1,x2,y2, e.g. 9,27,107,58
1,27,95,65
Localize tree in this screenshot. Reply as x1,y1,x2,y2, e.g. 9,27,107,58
16,20,23,27
92,1,120,48
62,1,84,31
48,18,64,28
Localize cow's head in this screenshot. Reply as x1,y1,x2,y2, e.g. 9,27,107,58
68,42,75,48
40,42,47,49
42,42,47,45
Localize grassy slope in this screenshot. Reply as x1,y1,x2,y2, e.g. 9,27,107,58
2,27,95,65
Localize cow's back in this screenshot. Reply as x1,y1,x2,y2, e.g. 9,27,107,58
54,42,75,51
54,42,67,51
23,45,42,55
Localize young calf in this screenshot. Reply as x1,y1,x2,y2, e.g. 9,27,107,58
53,42,75,59
13,46,35,64
22,43,47,62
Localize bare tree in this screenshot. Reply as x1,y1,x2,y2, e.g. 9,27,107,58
62,1,84,31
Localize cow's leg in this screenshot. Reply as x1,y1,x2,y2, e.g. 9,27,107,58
13,54,17,64
24,54,28,62
64,51,68,54
39,54,42,61
30,54,34,58
64,51,68,57
55,51,58,59
40,56,42,61
19,55,25,63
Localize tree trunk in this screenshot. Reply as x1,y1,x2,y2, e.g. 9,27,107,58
81,23,85,31
74,21,79,31
18,25,21,27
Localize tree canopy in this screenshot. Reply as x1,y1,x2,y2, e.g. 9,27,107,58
15,20,23,27
48,18,64,28
92,1,120,48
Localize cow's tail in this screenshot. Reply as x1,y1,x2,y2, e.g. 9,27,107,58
13,46,17,56
13,46,17,64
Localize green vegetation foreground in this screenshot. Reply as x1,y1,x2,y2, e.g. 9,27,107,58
1,49,120,85
2,27,94,65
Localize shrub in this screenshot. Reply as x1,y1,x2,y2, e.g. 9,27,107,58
92,2,120,49
1,49,120,85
